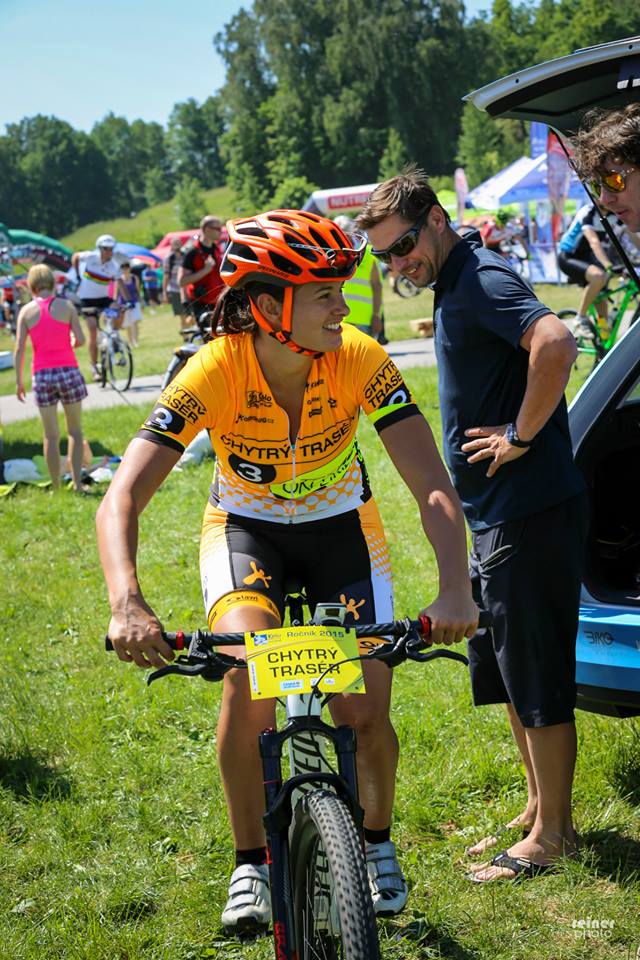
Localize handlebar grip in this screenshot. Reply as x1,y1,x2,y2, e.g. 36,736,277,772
104,631,188,653
418,609,493,639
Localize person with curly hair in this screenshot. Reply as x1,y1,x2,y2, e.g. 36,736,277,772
572,103,640,232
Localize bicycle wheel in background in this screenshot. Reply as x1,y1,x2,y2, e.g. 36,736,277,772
290,789,380,960
98,342,109,389
558,309,601,379
106,336,133,391
392,273,420,298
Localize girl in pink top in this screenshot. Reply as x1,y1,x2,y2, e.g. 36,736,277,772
14,265,88,492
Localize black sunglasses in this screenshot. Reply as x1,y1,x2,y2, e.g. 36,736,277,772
370,205,433,264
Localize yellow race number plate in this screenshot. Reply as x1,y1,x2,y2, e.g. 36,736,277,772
244,625,365,700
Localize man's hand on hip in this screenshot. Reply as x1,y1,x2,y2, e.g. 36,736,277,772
462,424,529,477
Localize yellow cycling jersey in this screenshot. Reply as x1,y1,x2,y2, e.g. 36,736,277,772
139,324,418,523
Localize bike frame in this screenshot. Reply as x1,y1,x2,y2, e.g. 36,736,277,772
580,276,640,359
258,592,364,959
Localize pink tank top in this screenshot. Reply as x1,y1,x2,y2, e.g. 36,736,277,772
28,295,79,374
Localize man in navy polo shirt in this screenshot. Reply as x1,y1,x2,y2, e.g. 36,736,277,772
359,166,587,883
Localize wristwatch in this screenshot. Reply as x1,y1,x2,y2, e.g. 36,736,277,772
505,422,536,448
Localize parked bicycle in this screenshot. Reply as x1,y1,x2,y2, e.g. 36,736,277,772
160,310,213,390
559,265,640,375
81,304,133,392
107,587,489,959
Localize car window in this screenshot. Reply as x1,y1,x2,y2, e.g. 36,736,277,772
621,375,640,406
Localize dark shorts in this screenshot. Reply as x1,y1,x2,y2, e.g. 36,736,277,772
80,297,112,323
33,366,88,407
557,250,603,287
199,501,393,631
468,493,589,728
168,291,184,316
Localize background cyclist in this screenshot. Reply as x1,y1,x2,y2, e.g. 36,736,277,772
97,209,478,937
71,234,121,380
556,202,614,339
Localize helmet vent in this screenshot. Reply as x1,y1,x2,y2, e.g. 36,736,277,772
269,251,302,275
238,225,269,239
233,243,260,262
269,215,295,226
309,227,328,248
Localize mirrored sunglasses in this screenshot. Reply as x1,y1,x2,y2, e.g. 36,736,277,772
589,167,635,195
370,206,433,264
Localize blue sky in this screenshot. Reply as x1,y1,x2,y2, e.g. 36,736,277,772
2,0,492,133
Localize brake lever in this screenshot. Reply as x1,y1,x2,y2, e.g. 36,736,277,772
366,618,413,669
405,636,469,666
147,652,246,685
148,658,212,685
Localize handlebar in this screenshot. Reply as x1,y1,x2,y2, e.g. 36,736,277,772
105,612,493,684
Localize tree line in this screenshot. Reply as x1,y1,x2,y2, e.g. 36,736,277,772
2,0,638,239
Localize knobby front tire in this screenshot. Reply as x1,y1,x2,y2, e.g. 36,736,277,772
107,337,133,391
290,789,380,960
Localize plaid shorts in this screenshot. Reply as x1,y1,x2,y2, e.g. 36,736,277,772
33,366,88,407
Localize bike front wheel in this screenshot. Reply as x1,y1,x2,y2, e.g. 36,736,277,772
106,336,133,391
290,789,380,960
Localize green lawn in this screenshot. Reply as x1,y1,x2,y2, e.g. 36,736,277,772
2,307,639,958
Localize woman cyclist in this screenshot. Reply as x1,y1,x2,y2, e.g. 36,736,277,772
97,210,478,937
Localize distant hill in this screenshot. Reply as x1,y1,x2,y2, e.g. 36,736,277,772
60,185,238,250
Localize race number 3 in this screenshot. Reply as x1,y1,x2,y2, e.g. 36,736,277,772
144,404,185,434
229,454,276,484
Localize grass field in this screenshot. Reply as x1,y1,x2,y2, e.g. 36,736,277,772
2,288,639,959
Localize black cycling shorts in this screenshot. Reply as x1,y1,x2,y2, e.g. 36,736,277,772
557,250,604,287
80,297,112,321
199,501,393,630
467,493,588,728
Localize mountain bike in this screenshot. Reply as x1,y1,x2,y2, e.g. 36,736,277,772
106,588,489,959
559,265,640,376
81,305,133,392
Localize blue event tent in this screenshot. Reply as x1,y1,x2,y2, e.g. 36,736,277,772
468,153,588,209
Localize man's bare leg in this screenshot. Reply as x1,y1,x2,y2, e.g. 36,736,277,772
470,720,577,881
466,704,538,856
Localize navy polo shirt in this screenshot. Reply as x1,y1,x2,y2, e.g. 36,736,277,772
433,233,585,531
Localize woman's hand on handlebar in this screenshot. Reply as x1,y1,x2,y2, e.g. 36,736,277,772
420,589,479,647
108,596,175,669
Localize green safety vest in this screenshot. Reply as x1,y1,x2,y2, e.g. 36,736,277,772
343,246,376,328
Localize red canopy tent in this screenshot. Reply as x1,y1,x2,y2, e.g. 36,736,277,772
151,230,198,260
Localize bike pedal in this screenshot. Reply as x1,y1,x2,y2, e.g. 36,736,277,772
223,920,269,942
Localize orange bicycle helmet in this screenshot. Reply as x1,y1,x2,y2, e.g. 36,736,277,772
221,209,366,356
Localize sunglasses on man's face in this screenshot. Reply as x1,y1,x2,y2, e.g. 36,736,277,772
589,167,636,196
370,206,433,264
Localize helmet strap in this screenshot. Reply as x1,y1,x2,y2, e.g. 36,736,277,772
248,285,323,359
